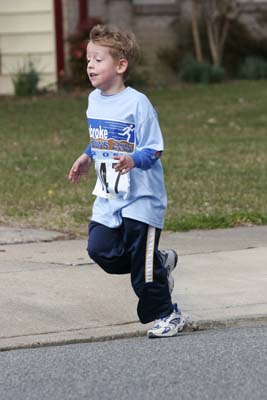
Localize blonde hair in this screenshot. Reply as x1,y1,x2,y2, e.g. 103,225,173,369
89,24,140,77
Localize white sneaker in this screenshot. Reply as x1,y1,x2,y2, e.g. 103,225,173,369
147,304,186,338
160,249,178,293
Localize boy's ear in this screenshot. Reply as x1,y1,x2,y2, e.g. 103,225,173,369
117,58,128,75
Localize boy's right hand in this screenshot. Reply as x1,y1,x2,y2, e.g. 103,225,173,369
68,154,92,183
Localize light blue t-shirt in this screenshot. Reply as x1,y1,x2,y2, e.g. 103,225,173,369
86,87,167,229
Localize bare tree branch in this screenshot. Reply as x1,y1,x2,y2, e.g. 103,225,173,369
191,0,240,66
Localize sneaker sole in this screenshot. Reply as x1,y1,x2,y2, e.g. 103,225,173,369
165,250,178,273
147,331,178,338
172,250,178,272
165,250,178,293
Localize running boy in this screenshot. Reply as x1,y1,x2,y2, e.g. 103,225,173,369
68,24,185,338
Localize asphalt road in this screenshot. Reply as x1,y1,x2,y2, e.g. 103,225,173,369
1,325,267,400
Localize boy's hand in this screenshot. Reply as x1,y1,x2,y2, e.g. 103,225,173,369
113,155,134,175
68,154,92,183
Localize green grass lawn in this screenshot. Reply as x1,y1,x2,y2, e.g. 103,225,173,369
1,81,267,235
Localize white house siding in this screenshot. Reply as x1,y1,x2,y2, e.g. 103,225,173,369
0,0,57,94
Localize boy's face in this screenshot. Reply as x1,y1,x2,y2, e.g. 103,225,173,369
86,41,127,95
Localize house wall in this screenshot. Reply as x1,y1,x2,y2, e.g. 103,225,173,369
61,0,79,75
0,0,57,94
132,0,267,53
85,0,181,84
59,0,267,86
2,0,267,94
134,2,179,51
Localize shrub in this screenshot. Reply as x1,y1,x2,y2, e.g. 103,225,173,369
180,57,225,84
223,20,267,78
239,57,267,80
126,67,150,88
209,65,226,83
13,61,40,96
157,20,208,74
158,18,267,80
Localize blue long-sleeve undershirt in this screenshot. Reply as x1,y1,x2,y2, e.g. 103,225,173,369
84,144,162,170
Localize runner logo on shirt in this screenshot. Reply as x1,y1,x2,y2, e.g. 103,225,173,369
88,118,135,155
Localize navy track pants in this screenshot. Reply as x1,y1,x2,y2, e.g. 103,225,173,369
87,218,173,324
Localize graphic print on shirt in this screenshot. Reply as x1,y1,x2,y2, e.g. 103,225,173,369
88,118,135,199
88,118,135,158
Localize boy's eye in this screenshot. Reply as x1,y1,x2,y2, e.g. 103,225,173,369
87,58,101,64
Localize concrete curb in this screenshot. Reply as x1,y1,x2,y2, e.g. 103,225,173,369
1,314,267,352
1,226,267,352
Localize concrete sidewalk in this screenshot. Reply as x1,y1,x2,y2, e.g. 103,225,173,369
0,226,267,351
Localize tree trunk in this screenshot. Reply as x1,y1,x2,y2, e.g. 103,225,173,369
206,19,220,66
191,0,203,63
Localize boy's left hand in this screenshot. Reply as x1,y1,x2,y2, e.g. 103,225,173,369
113,155,134,175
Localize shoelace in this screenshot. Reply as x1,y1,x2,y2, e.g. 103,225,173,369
153,317,168,327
